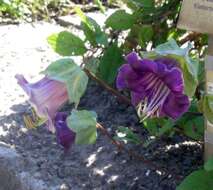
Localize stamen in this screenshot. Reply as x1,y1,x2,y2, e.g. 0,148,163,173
145,77,161,91
147,82,165,107
148,85,169,111
148,89,170,115
138,78,171,121
142,74,156,85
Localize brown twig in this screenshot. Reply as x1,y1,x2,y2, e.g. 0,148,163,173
178,32,202,45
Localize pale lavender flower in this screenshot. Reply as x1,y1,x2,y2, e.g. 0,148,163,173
15,74,69,132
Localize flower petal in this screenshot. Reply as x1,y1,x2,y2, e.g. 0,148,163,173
15,74,30,94
15,74,69,132
55,112,75,150
126,52,139,65
155,57,179,70
131,91,145,106
116,64,141,91
131,59,158,74
116,64,130,89
163,68,184,93
161,93,190,119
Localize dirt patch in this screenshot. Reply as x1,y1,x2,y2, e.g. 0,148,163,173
0,81,203,190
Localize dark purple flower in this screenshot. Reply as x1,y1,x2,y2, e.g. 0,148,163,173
116,52,190,120
15,74,69,132
55,112,75,150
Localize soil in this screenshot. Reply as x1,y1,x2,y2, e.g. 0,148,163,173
0,80,203,190
0,19,203,190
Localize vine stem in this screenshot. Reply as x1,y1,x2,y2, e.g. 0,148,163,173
83,68,131,105
179,32,202,45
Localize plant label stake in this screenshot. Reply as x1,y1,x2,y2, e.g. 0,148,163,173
178,0,213,34
205,38,213,160
178,0,213,160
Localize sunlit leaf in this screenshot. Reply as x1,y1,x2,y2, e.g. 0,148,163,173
94,0,105,13
105,10,135,30
47,31,87,56
114,126,141,144
67,110,97,145
42,58,88,105
155,39,199,97
84,57,100,74
75,7,108,47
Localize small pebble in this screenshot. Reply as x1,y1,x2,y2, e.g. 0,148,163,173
60,183,70,190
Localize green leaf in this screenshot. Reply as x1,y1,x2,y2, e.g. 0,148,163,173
203,95,213,124
182,116,204,141
143,118,159,136
75,7,108,47
132,0,154,8
177,170,213,190
142,0,154,7
120,0,138,10
143,118,174,137
99,43,124,84
155,39,199,97
47,31,87,56
67,110,97,145
81,21,97,46
41,58,76,81
42,58,88,105
94,0,105,13
205,157,213,172
155,38,187,55
66,67,88,105
114,127,141,144
81,17,108,47
175,101,204,140
74,7,90,28
157,119,174,137
121,0,154,9
75,7,97,31
84,57,100,74
138,25,153,48
105,10,135,30
95,32,108,47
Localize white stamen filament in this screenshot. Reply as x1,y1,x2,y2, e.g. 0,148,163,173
137,76,170,121
142,74,156,85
